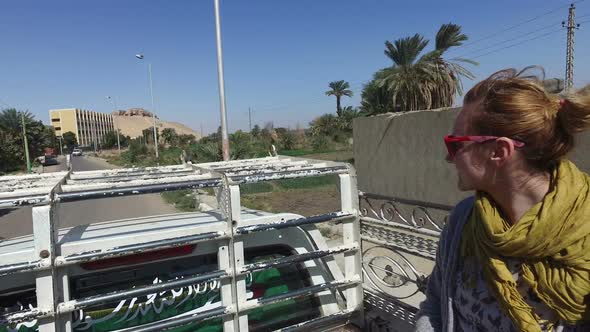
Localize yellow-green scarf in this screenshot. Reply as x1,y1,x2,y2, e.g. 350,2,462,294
460,160,590,332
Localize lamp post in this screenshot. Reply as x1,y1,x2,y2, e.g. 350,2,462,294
21,113,31,173
135,54,159,159
214,0,230,161
106,96,121,153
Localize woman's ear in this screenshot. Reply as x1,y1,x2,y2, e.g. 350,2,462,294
490,137,515,165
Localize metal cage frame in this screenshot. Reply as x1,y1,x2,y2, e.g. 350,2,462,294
0,156,364,332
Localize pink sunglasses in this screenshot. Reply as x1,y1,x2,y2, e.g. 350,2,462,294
444,135,525,158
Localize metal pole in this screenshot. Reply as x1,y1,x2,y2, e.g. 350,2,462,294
93,113,98,153
214,0,230,161
148,63,159,159
59,137,63,155
21,113,31,173
108,96,121,153
248,107,252,132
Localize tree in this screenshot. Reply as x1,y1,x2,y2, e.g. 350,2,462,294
325,80,353,116
62,131,78,151
251,124,261,138
161,128,178,146
0,108,58,172
102,130,118,149
338,106,363,133
309,114,339,138
279,130,296,150
177,134,196,147
363,23,476,113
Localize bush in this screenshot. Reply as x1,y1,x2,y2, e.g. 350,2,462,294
161,189,199,211
125,140,148,163
311,135,330,151
275,175,338,190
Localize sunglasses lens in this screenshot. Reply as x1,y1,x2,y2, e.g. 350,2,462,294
446,141,459,158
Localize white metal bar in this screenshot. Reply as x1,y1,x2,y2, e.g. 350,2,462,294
32,205,58,332
241,277,361,312
61,173,215,192
238,244,358,275
229,184,249,332
235,212,353,234
340,170,364,324
217,179,238,332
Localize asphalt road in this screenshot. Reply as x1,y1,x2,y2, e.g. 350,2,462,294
0,156,177,239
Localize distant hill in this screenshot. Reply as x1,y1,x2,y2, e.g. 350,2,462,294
112,108,200,139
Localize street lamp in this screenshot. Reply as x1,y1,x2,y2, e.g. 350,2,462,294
106,96,121,153
214,0,230,161
135,53,159,159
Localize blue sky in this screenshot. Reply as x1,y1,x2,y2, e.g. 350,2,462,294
0,1,588,135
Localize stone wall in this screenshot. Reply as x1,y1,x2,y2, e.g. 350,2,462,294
353,108,590,206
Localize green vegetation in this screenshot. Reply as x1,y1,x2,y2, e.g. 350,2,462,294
161,189,199,211
0,108,59,174
360,23,477,114
102,130,129,149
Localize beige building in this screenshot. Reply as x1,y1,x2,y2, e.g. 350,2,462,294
49,108,115,147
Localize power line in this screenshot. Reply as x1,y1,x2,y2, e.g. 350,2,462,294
452,21,562,59
0,98,12,109
451,1,583,51
470,29,564,60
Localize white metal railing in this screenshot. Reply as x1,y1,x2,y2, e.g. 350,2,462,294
0,156,364,332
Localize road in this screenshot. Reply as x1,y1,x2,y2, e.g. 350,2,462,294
0,156,177,239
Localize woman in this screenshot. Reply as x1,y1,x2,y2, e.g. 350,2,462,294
416,68,590,332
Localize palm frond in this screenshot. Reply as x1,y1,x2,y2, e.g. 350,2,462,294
435,23,468,52
384,34,429,66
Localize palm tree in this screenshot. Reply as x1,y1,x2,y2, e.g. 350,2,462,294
366,23,476,113
325,80,353,116
0,108,34,131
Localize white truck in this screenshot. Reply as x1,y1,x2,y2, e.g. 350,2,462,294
0,156,366,332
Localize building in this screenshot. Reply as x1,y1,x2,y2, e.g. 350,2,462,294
49,108,115,147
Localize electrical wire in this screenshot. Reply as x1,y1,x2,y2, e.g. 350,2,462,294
452,21,563,59
470,28,564,59
452,0,584,51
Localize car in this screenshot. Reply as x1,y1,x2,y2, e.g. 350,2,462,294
37,155,59,166
42,155,59,166
72,148,83,156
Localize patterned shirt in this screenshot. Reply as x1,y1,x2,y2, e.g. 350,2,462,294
453,257,578,332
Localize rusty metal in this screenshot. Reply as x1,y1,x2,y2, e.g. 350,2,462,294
277,309,356,332
244,277,360,311
236,212,353,235
0,260,46,277
0,308,52,326
239,244,358,274
56,178,223,202
57,270,228,314
55,231,227,266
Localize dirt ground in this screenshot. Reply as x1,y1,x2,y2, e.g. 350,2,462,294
242,186,341,217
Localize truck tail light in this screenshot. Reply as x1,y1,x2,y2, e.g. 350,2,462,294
81,245,195,270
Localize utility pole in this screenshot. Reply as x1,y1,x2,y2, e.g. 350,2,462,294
21,113,31,173
107,96,121,153
248,107,252,132
563,3,580,92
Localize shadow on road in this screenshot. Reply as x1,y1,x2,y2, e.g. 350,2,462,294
0,208,17,218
